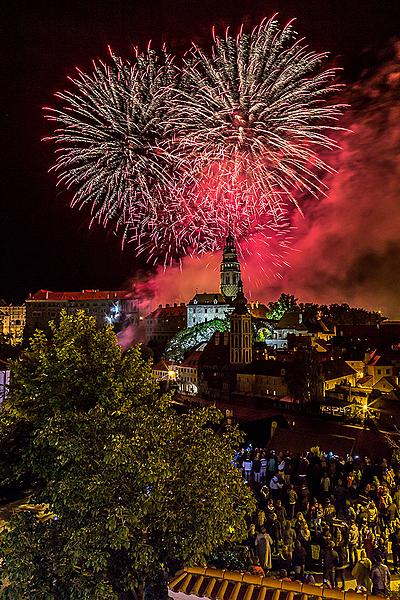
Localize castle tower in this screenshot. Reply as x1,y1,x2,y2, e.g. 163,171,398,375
220,234,241,301
230,280,252,366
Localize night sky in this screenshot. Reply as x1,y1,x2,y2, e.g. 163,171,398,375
2,1,400,307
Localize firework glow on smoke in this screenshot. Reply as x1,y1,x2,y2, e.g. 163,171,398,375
44,16,345,271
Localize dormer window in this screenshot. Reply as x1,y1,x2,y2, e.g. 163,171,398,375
213,299,218,304
193,299,198,305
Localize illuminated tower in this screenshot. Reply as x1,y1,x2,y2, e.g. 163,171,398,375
230,280,252,366
220,234,241,301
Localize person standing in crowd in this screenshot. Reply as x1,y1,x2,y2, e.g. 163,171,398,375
320,473,331,500
242,456,253,482
275,499,287,523
322,541,339,589
253,454,262,484
255,528,273,572
257,508,266,530
292,540,307,579
348,520,359,568
270,472,283,500
260,452,268,484
371,558,391,597
267,453,277,481
282,521,296,552
352,550,372,593
286,484,298,520
335,540,348,590
239,445,400,589
333,479,347,518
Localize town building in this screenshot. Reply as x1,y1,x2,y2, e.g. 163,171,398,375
267,311,309,349
0,302,25,344
236,360,288,398
229,280,252,366
25,289,138,338
364,350,397,385
265,311,334,350
322,359,358,391
145,303,187,354
186,293,230,328
176,351,202,396
187,235,242,328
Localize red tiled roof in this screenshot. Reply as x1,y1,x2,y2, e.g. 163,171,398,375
188,293,227,305
181,351,202,367
28,290,132,301
146,305,186,319
153,360,173,372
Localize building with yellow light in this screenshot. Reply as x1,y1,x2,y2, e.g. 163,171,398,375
0,302,25,344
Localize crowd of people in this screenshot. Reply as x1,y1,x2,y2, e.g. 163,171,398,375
239,447,400,596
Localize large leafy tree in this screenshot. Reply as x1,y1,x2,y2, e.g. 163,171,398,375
0,312,254,599
266,293,298,320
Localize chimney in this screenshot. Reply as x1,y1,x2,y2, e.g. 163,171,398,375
46,291,49,299
174,303,177,307
166,303,170,308
298,312,303,324
215,332,220,345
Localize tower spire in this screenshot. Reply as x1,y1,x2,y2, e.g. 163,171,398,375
220,234,241,301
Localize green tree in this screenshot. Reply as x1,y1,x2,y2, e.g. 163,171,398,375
266,293,298,320
0,312,254,599
165,318,229,362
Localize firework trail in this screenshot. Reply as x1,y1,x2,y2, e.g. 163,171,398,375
44,16,345,270
44,48,177,234
169,17,345,238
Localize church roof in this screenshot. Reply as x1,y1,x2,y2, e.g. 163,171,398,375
187,293,228,306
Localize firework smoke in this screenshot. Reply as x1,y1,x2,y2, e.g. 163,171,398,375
146,44,400,317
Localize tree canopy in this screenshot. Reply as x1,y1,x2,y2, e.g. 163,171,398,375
165,318,230,362
266,294,384,326
0,311,254,599
266,294,298,321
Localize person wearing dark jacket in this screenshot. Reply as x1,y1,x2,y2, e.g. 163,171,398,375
291,541,307,579
334,479,347,518
371,559,390,596
322,541,339,588
335,543,348,589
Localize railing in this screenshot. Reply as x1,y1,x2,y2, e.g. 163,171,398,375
169,567,379,600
